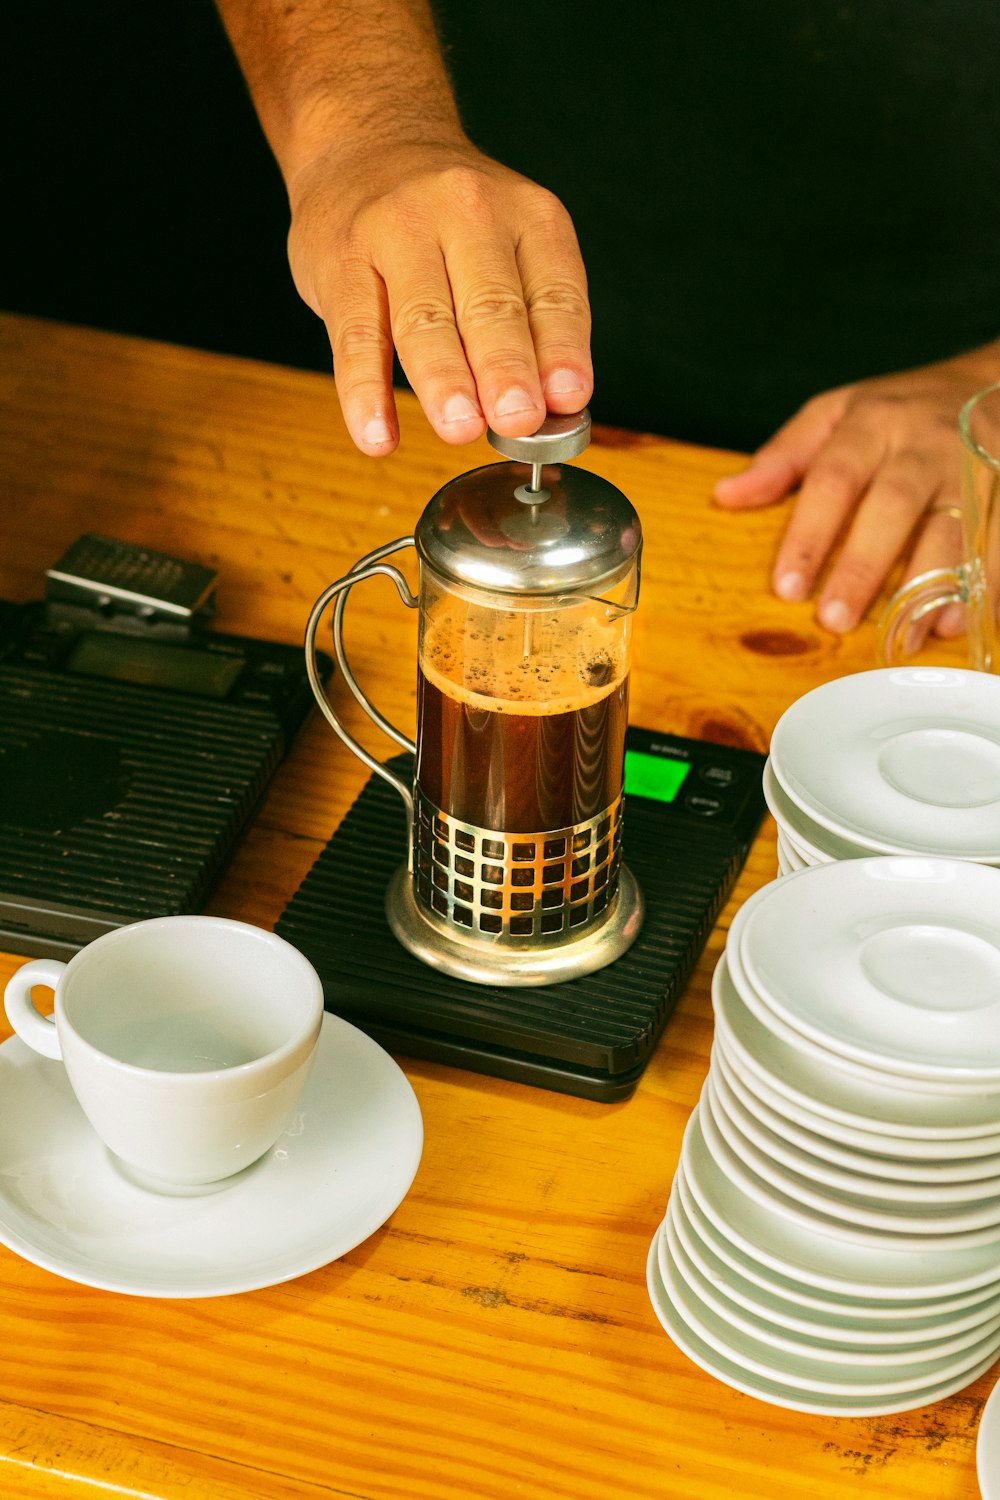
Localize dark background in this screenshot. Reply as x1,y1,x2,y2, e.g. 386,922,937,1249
5,1,1000,450
4,4,325,373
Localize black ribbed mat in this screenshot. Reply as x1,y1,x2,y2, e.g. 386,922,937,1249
277,737,767,1101
0,665,283,954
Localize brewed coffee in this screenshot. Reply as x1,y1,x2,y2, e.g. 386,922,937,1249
416,605,629,832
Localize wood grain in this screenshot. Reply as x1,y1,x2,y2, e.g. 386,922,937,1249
0,313,983,1499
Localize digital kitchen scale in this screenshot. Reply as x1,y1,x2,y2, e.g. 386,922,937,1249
0,535,328,958
276,729,768,1101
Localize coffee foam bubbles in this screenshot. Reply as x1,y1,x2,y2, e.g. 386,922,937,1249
420,607,628,716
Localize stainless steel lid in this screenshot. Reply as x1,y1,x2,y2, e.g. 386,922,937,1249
414,409,642,595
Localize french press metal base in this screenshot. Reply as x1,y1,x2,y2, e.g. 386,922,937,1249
386,864,644,987
387,787,645,985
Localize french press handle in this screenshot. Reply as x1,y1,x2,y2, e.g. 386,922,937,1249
304,538,418,836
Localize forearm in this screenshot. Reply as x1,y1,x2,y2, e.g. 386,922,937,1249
215,0,465,187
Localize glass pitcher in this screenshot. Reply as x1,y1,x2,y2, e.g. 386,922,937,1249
305,411,644,986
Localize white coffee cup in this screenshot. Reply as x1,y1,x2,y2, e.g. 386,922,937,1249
3,915,324,1190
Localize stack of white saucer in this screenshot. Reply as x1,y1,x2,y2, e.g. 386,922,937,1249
762,666,1000,875
648,856,1000,1416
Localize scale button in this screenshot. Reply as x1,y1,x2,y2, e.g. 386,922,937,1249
700,763,739,788
684,791,727,817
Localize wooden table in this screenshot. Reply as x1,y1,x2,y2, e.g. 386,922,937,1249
0,312,986,1500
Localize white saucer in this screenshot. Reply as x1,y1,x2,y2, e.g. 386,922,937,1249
769,667,1000,858
763,758,849,863
712,1042,1000,1181
777,827,822,865
736,859,1000,1080
680,1110,1000,1298
660,1209,1000,1367
728,935,1000,1102
0,1014,423,1297
698,1089,1000,1253
646,1224,1000,1414
667,1188,1000,1345
704,1073,1000,1235
775,830,809,873
709,1055,1000,1205
657,1216,1000,1395
712,1037,1000,1162
978,1375,1000,1500
674,1170,1000,1319
712,950,1000,1138
723,937,1000,1100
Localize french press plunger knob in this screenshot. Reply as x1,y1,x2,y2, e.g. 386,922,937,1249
487,409,594,502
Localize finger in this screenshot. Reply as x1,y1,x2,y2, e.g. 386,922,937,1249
900,500,965,643
814,451,940,632
381,239,490,447
936,601,967,637
321,264,401,455
771,423,887,604
514,196,593,413
445,232,548,438
714,388,852,509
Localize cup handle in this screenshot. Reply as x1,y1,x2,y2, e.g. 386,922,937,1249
4,958,67,1059
877,565,968,664
305,538,418,841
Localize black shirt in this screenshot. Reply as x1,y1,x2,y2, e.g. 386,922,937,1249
434,0,1000,446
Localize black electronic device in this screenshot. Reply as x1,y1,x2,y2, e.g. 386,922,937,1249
44,533,220,621
276,728,768,1101
0,536,328,959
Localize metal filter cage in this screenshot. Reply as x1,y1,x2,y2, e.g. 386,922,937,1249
412,787,624,944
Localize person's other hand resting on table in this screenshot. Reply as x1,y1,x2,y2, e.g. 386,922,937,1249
713,345,1000,637
216,0,999,637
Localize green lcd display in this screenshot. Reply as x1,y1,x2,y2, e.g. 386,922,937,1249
624,748,692,803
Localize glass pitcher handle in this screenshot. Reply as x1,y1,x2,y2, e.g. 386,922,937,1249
304,538,418,837
877,564,971,664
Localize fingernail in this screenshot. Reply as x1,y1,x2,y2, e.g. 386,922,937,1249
544,369,586,399
495,387,538,418
361,417,393,448
714,468,755,494
774,570,809,602
818,598,853,633
441,393,481,425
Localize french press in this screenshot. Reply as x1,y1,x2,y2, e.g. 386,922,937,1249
305,410,644,986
